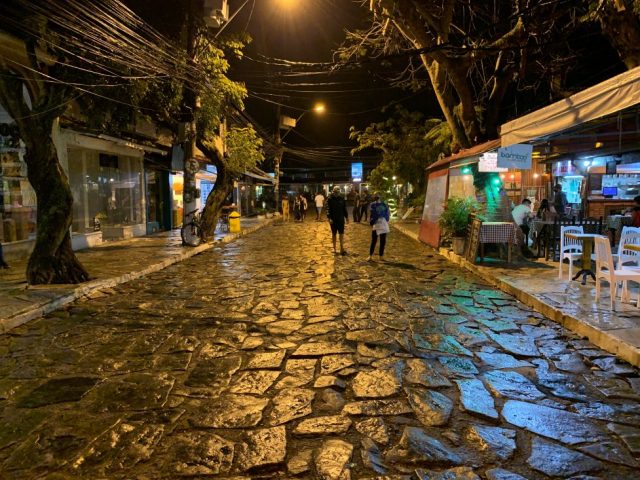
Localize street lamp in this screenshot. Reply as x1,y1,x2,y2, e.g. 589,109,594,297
281,102,325,141
274,102,326,207
276,0,298,9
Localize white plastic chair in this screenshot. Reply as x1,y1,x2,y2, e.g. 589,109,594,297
594,236,640,310
616,227,640,268
558,225,583,279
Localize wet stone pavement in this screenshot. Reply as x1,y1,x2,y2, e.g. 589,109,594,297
1,221,640,479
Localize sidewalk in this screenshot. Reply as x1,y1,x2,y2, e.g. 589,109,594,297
0,216,274,333
393,221,640,367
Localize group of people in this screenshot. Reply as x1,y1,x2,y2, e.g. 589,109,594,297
324,186,389,260
352,190,374,223
281,187,391,260
508,184,571,256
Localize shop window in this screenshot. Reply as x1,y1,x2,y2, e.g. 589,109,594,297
0,150,37,243
69,149,144,233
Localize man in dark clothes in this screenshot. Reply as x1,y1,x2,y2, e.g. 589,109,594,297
0,242,7,269
360,190,372,222
327,186,349,255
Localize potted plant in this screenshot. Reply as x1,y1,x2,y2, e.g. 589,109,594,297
439,197,479,255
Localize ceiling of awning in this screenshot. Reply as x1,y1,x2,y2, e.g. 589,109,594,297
500,66,640,147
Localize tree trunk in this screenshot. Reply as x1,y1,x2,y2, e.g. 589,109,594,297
423,56,471,150
0,74,89,284
197,139,233,240
23,122,90,284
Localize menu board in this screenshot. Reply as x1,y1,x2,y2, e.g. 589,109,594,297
465,218,482,264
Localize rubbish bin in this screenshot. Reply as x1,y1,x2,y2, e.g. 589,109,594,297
229,211,241,233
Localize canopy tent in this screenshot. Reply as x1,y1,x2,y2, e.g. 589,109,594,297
501,66,640,147
427,139,501,171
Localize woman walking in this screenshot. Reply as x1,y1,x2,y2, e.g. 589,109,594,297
368,192,390,261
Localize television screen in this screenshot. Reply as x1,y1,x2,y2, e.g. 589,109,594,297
602,186,618,196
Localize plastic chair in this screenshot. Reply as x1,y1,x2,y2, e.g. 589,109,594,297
616,228,640,268
594,236,640,310
558,225,583,279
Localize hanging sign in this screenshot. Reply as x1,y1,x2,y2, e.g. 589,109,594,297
497,144,533,170
352,162,363,182
552,161,577,176
478,152,508,172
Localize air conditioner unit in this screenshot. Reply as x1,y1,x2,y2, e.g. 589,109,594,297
204,0,229,28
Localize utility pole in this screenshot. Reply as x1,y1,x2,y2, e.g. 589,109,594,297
274,104,283,209
182,0,201,229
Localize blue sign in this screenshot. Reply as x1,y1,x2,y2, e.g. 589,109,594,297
200,181,214,204
352,162,363,182
497,144,533,170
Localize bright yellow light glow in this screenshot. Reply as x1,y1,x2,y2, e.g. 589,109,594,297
500,174,506,179
595,142,603,148
313,103,326,114
277,0,297,9
534,173,540,179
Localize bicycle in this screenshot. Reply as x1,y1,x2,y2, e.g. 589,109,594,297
218,211,230,232
181,209,202,247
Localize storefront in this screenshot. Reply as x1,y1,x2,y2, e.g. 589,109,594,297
581,153,640,217
0,143,36,258
64,133,147,243
500,66,640,219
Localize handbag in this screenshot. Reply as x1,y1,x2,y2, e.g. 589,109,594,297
374,218,390,234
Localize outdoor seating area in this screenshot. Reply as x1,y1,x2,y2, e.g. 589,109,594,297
534,220,640,311
467,211,640,312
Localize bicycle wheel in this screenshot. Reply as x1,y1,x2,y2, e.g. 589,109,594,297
181,222,202,246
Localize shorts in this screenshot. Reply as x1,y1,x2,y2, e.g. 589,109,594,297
330,222,345,235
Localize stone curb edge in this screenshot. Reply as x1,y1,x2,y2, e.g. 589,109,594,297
392,222,640,368
0,218,275,334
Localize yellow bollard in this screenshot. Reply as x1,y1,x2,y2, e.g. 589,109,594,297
229,211,241,233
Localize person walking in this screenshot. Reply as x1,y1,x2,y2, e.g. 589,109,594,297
368,192,390,261
346,188,356,221
300,194,308,221
314,191,325,221
353,192,361,222
293,195,302,222
327,186,349,255
281,195,290,221
360,190,372,222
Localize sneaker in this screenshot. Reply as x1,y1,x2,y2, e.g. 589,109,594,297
367,255,372,261
379,256,385,262
340,250,348,256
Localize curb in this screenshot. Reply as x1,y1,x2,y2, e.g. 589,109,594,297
0,219,274,334
392,223,640,368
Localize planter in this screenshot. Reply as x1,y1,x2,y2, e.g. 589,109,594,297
452,236,466,255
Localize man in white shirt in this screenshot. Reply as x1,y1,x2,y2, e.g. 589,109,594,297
512,198,532,238
314,191,325,221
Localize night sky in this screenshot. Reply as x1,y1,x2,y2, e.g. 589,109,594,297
225,0,438,171
125,0,626,174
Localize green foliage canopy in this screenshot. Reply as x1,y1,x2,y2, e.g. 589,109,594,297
349,107,451,196
225,125,265,175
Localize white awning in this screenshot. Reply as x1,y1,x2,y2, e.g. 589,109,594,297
500,66,640,147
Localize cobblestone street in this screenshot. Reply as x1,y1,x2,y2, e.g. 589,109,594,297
1,221,639,479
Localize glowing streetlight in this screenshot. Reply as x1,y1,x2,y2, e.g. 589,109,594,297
313,103,326,114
